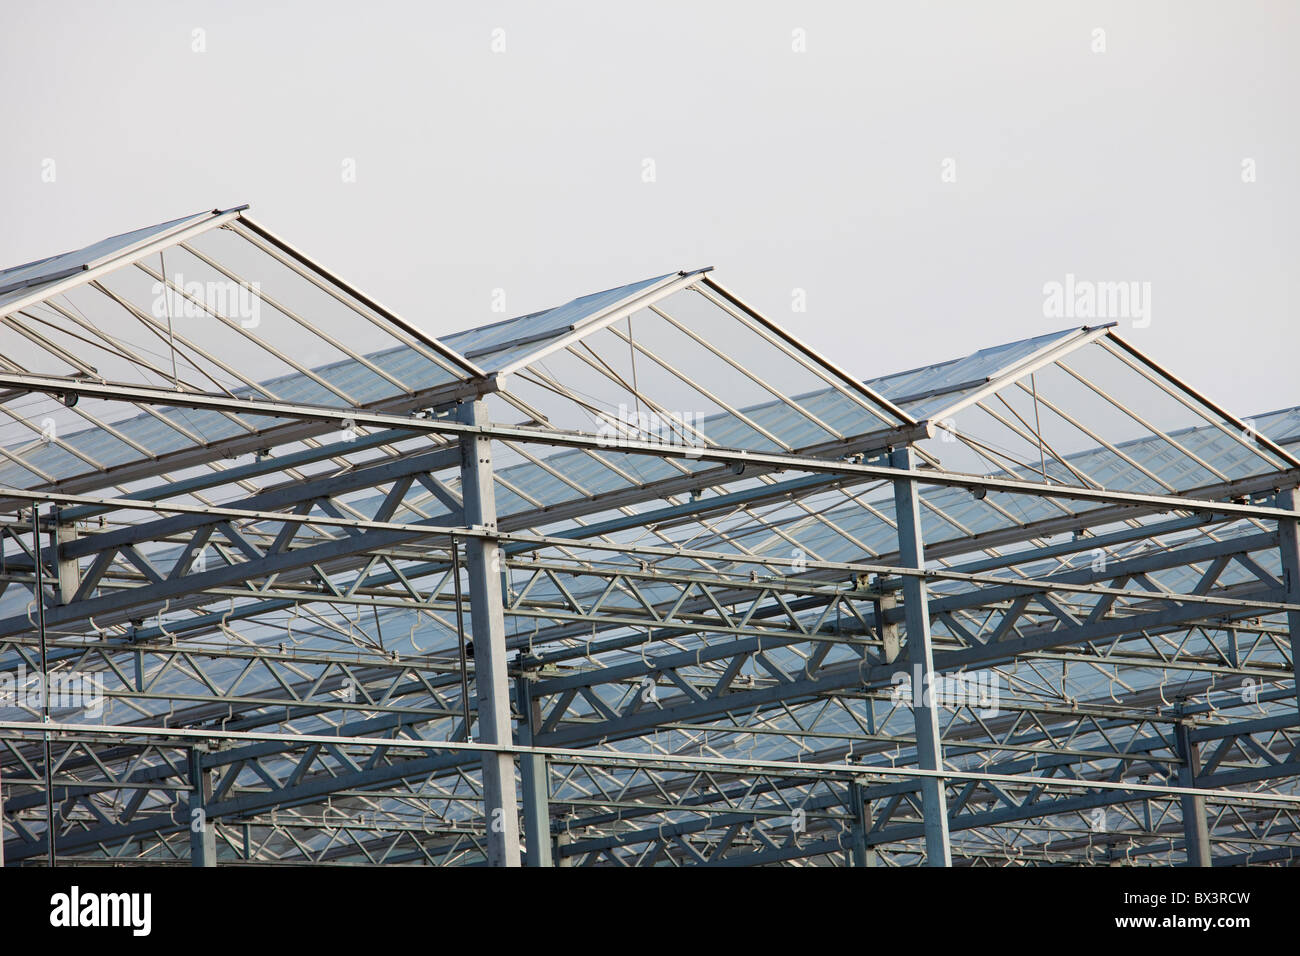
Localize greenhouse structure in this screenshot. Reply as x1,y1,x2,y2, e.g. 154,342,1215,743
1,205,1297,866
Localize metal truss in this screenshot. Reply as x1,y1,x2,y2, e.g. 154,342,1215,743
1,206,1298,867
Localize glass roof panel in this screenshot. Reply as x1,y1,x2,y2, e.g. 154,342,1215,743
0,210,216,304
441,273,676,372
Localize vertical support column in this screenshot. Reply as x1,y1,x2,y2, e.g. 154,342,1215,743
890,446,951,867
555,826,574,866
870,576,901,665
458,399,522,867
516,677,554,867
1174,720,1211,867
32,505,56,867
846,779,877,867
188,746,216,867
1278,487,1300,715
54,516,79,605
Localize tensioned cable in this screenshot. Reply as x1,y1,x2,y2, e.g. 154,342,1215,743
159,250,179,385
628,315,642,425
1031,372,1048,483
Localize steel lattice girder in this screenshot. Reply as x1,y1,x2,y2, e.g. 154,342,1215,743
2,206,1299,867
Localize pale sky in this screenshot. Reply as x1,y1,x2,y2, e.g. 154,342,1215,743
3,0,1296,421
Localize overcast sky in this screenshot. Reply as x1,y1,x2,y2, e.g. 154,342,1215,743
3,0,1296,423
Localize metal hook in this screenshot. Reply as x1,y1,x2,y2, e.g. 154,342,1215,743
285,603,304,646
154,598,177,644
345,615,363,650
221,597,234,627
405,612,424,654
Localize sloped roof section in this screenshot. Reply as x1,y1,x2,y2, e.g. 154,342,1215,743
0,208,232,306
443,272,686,372
0,207,486,494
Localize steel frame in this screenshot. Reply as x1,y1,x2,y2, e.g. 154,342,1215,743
2,207,1298,867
